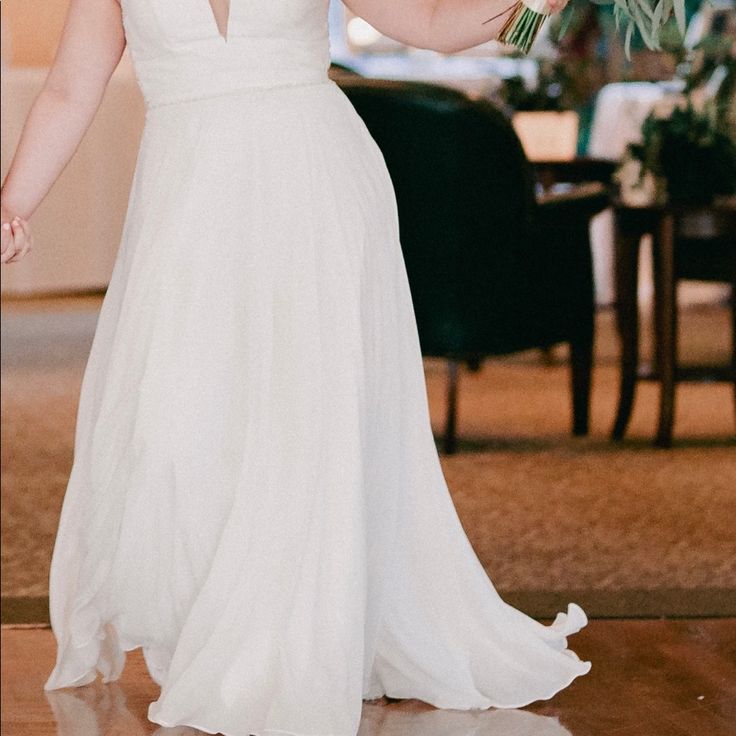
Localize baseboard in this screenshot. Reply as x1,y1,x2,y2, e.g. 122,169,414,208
502,588,736,618
3,588,735,626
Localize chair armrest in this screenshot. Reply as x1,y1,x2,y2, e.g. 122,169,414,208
528,183,605,345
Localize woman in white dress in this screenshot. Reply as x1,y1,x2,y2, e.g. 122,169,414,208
1,1,589,735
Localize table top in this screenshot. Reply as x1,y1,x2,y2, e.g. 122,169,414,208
613,196,736,214
613,196,736,240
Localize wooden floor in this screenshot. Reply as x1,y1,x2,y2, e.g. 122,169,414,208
2,620,735,736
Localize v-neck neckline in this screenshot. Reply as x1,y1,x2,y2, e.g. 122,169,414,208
206,0,231,42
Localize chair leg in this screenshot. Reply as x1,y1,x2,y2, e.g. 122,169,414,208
612,232,642,441
731,279,735,427
653,214,677,449
444,359,460,455
571,244,595,437
570,332,593,436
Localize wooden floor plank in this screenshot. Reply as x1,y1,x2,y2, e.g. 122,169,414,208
3,619,735,735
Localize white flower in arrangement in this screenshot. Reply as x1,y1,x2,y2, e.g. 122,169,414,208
614,155,664,207
651,88,719,123
688,86,710,114
652,94,687,119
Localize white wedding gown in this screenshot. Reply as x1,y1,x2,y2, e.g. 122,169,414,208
43,1,591,734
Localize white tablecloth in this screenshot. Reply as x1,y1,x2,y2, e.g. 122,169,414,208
1,52,145,296
587,83,670,304
586,82,726,306
588,82,668,161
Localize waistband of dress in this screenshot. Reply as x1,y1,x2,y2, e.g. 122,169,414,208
133,38,333,110
144,77,335,110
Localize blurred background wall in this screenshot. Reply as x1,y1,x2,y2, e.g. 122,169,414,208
1,0,146,296
1,0,70,67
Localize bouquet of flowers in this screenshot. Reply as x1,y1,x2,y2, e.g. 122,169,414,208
488,0,687,55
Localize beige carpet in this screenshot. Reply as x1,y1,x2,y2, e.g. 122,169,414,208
2,294,735,622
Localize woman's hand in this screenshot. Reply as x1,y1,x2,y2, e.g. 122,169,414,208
545,0,569,14
1,206,34,264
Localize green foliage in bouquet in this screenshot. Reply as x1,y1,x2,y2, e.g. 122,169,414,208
494,0,687,56
604,0,686,56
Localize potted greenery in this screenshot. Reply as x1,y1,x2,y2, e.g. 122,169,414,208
615,33,736,205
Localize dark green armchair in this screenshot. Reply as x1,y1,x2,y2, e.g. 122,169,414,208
338,78,610,453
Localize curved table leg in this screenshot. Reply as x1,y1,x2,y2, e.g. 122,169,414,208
612,230,641,441
653,214,677,448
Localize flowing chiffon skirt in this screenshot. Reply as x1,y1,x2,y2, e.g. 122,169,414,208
44,79,590,736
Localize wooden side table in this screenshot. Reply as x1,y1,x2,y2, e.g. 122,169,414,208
611,199,736,447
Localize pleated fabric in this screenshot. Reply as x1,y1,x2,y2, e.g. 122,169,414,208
43,2,591,734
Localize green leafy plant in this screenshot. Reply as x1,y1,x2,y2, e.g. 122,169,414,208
682,33,736,136
625,98,736,202
615,19,736,205
608,0,686,56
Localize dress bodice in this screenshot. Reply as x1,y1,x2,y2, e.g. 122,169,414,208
120,0,332,108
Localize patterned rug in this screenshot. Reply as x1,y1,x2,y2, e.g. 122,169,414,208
2,295,735,623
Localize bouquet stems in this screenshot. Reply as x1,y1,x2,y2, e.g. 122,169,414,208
496,0,552,54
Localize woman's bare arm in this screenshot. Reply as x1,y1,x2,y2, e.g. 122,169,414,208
342,0,566,54
0,0,126,225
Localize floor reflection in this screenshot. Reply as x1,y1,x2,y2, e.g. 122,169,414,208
359,702,573,736
47,685,151,735
46,685,573,736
